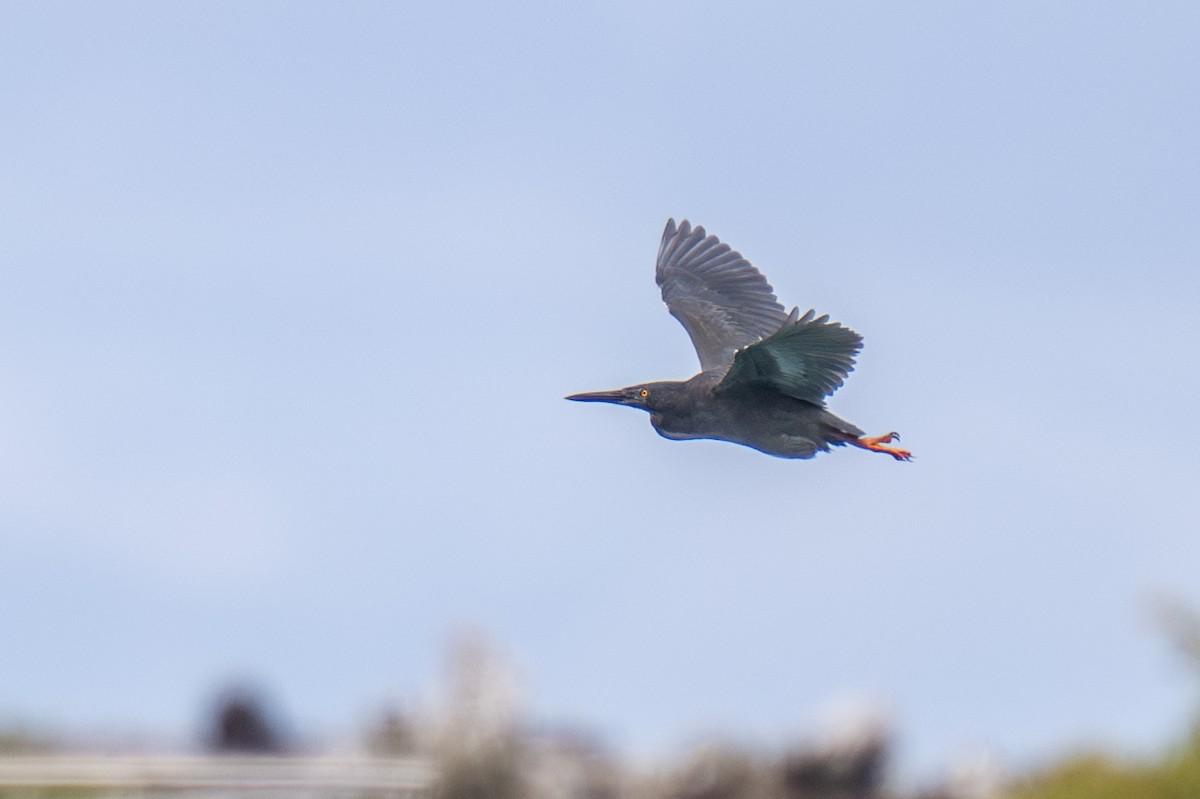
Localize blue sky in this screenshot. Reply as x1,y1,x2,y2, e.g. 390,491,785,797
2,0,1198,779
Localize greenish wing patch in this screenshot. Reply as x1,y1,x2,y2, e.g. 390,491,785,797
715,308,863,404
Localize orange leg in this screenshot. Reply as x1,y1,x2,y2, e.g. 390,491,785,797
853,431,912,461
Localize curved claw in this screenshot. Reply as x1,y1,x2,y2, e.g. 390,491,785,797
854,432,912,462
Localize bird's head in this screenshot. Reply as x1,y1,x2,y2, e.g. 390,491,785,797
565,381,686,413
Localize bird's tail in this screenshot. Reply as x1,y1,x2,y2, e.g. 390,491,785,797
820,410,865,444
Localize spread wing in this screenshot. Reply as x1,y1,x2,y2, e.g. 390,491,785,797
656,218,788,372
715,308,863,404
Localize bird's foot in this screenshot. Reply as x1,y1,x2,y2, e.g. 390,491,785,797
855,432,912,461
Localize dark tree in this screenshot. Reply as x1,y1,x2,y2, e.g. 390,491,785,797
207,686,285,753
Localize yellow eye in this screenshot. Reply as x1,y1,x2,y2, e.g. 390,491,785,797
639,388,649,398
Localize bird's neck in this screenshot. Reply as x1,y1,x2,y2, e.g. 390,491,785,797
648,376,717,441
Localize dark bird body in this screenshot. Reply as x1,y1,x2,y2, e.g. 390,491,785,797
568,219,910,461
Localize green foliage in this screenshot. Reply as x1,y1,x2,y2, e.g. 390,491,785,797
1007,723,1200,799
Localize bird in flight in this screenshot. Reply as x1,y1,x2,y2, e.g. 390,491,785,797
567,219,911,461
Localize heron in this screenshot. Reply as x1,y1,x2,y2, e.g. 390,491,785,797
567,219,911,461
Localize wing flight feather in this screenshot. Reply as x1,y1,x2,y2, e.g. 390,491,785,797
655,219,788,372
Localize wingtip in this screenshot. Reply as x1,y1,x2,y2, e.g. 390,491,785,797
663,217,712,245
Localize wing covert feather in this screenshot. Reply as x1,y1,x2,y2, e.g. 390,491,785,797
716,308,863,404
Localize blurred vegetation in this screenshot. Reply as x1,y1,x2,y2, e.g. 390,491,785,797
428,633,528,799
0,728,55,756
1005,721,1200,799
204,683,289,753
433,738,526,799
628,734,892,799
4,603,1200,799
1005,599,1200,799
0,790,101,799
364,707,418,757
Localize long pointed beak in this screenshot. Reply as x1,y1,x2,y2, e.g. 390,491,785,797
565,389,633,405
